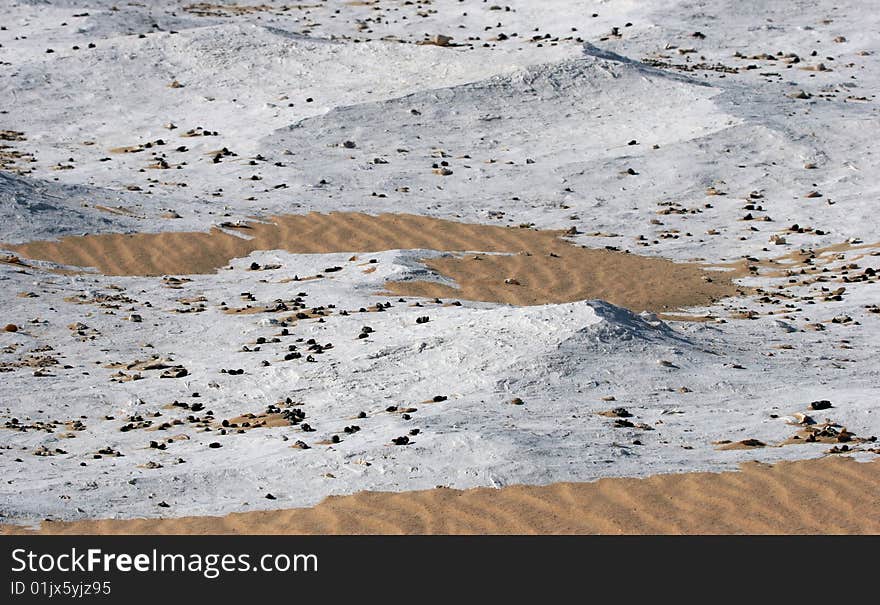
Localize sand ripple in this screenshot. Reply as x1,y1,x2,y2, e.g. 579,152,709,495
5,457,877,535
5,212,738,312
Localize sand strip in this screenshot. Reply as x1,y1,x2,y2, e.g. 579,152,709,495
4,456,877,535
3,212,740,312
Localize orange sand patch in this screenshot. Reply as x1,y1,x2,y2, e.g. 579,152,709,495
3,456,877,535
4,213,741,312
224,413,291,430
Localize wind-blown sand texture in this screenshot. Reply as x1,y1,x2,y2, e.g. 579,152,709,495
4,457,877,535
5,213,739,312
2,0,880,534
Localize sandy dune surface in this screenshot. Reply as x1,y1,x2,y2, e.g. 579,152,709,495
2,0,879,532
6,212,739,311
4,456,877,535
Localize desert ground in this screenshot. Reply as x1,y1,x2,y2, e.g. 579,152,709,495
1,0,878,534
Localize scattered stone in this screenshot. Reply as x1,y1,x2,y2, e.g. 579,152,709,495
738,439,765,448
160,367,188,378
600,407,632,418
427,34,452,47
793,413,816,425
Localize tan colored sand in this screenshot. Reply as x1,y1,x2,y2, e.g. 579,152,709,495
4,212,740,312
3,456,877,535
